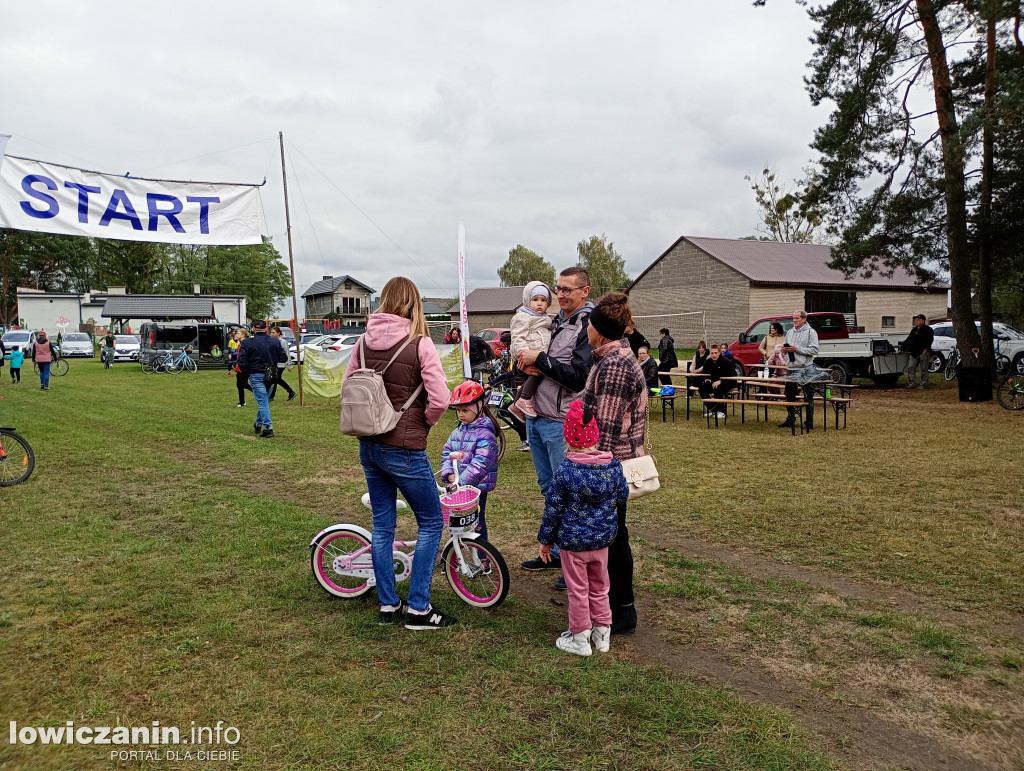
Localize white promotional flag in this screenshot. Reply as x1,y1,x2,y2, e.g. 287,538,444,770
0,134,10,173
457,223,471,380
0,155,262,245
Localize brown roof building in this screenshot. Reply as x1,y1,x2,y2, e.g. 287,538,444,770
627,236,949,346
447,287,526,334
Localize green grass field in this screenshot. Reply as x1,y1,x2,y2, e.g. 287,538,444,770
0,358,1021,769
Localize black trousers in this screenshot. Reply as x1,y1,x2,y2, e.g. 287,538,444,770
608,499,634,608
784,381,815,424
697,380,732,400
657,361,675,386
236,371,252,405
269,368,295,400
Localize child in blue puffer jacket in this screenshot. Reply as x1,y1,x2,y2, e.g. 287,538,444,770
538,400,629,657
441,380,501,540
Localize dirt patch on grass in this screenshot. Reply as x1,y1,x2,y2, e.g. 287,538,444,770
512,570,990,770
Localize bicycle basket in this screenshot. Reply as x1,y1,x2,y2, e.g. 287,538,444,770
440,486,480,526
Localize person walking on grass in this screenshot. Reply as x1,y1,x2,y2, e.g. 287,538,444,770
9,346,23,384
237,320,286,438
232,329,252,407
342,276,457,630
515,266,595,589
268,326,296,402
33,330,58,391
538,401,629,656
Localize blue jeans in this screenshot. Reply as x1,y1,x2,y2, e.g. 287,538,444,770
527,415,567,557
359,442,444,612
38,361,51,388
249,372,271,429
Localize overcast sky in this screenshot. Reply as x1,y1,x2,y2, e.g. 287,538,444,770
1,1,828,302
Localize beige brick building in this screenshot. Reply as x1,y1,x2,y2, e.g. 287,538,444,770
627,237,949,346
446,287,528,334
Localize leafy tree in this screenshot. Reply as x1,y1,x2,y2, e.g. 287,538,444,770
576,234,630,296
756,0,1024,365
96,238,163,294
154,238,291,320
745,166,822,243
497,245,555,287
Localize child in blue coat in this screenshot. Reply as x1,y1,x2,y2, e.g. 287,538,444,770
441,381,501,541
538,401,629,657
9,347,24,384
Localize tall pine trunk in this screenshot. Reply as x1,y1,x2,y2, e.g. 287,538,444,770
915,0,985,365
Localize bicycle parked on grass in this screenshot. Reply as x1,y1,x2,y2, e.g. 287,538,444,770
997,372,1024,410
309,456,510,609
944,347,961,381
141,347,197,374
0,427,35,486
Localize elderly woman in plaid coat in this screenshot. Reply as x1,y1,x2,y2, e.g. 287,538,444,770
580,292,648,635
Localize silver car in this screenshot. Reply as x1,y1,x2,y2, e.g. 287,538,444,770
113,334,141,362
59,332,95,357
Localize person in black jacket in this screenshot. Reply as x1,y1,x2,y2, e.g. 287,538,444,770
657,328,678,385
625,323,650,358
638,346,659,389
900,314,935,389
468,335,493,381
695,345,737,417
238,319,287,437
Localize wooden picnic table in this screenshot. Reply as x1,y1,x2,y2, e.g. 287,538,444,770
663,370,718,420
718,375,857,431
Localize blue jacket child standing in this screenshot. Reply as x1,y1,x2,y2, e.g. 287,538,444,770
441,381,500,540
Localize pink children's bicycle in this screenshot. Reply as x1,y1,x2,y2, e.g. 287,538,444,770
309,455,510,608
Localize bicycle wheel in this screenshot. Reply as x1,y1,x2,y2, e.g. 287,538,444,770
944,355,958,381
996,375,1024,410
995,354,1011,379
441,537,510,608
0,429,35,486
51,358,69,376
141,355,156,374
184,356,197,373
310,527,374,598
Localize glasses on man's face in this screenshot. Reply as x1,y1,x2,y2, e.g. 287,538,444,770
555,285,585,295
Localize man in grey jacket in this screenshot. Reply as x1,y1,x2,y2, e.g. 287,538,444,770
780,310,828,430
516,266,595,573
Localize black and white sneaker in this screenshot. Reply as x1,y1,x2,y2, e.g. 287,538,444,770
404,605,458,630
378,600,406,625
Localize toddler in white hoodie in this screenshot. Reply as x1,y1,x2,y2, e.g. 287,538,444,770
510,281,553,417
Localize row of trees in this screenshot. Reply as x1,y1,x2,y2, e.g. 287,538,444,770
753,0,1024,361
496,234,632,297
0,229,291,324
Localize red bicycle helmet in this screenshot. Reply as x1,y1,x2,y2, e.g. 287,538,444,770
450,380,485,407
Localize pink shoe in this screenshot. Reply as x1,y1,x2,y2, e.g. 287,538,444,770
517,398,537,417
510,403,525,420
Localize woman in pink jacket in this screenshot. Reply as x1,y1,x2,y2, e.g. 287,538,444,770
341,277,455,631
33,330,57,391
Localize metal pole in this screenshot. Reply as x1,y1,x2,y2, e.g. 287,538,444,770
279,131,303,405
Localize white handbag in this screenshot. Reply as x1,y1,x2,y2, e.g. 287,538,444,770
621,418,659,499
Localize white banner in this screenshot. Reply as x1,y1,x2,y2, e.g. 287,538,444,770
0,156,262,245
457,223,471,380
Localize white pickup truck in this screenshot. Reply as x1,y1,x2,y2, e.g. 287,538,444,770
730,312,908,386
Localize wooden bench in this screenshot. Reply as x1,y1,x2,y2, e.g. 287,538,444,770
649,393,678,422
701,398,809,434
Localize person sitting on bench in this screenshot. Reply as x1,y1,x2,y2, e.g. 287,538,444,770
695,344,736,417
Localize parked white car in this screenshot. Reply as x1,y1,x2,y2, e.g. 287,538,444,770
930,321,1024,374
59,332,95,357
112,334,141,362
2,330,34,358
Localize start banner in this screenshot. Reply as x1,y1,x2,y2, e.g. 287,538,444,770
0,155,262,245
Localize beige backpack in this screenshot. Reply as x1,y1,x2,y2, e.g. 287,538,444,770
339,337,424,438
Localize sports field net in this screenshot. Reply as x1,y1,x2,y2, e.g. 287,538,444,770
631,311,707,350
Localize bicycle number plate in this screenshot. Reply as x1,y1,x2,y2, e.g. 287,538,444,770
447,508,479,533
486,391,503,407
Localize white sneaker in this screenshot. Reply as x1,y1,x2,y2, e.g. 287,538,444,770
716,411,726,418
555,629,592,657
591,626,611,653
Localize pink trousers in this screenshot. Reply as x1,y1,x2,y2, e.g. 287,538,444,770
561,547,611,634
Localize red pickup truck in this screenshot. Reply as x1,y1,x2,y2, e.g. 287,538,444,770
728,312,906,385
